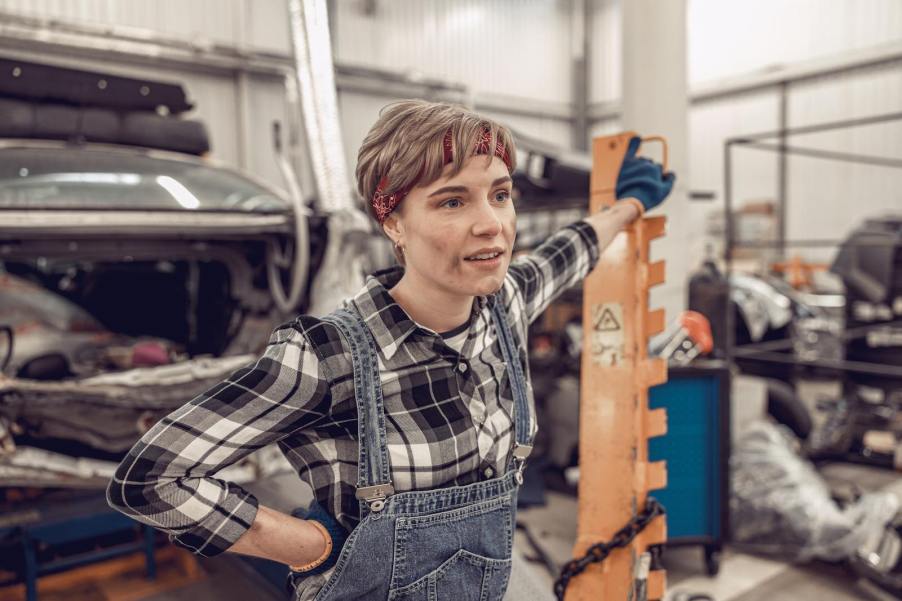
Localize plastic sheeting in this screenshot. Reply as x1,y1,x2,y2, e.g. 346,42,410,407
731,421,899,562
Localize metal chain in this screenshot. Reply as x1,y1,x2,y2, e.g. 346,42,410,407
553,497,665,601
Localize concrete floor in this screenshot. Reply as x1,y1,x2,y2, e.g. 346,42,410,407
513,491,875,601
141,557,281,601
139,462,900,601
512,461,902,601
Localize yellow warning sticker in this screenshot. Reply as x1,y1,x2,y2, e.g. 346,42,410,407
590,302,624,366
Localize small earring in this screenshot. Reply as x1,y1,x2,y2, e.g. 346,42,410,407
394,240,404,252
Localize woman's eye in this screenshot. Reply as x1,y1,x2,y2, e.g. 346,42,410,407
442,198,462,208
494,190,511,202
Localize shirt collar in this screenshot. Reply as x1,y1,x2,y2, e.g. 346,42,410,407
348,266,418,360
347,266,497,361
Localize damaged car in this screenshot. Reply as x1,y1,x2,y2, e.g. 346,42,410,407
0,59,333,491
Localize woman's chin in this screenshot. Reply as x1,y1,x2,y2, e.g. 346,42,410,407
466,273,506,297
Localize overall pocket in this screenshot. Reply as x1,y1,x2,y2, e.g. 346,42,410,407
388,496,514,601
388,549,512,601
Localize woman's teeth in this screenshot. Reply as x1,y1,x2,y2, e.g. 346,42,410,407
466,252,501,261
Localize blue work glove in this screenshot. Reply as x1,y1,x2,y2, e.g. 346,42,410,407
288,501,348,577
615,136,676,213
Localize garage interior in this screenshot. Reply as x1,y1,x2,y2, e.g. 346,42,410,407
0,1,901,600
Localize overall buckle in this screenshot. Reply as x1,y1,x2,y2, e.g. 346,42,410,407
513,444,532,485
512,443,533,460
355,483,394,512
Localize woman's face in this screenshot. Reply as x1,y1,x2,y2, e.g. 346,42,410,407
385,154,516,299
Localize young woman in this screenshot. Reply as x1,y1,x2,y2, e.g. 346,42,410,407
107,100,674,601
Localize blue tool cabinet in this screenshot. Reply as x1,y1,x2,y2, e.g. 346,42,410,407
648,361,730,575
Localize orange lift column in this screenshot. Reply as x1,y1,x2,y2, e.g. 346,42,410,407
566,132,669,600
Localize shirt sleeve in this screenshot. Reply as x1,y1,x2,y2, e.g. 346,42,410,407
504,220,600,325
106,320,331,557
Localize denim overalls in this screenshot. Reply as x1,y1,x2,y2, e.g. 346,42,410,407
299,294,534,601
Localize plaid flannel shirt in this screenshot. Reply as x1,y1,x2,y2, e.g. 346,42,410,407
107,220,599,563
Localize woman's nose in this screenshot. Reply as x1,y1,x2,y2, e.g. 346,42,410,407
471,199,503,237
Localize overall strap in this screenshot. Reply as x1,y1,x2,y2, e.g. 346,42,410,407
321,307,394,514
488,296,534,481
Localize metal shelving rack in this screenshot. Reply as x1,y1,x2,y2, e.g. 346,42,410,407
722,110,902,381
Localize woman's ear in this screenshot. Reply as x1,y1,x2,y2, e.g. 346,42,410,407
382,213,403,246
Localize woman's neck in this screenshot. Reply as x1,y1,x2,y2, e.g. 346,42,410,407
388,271,473,334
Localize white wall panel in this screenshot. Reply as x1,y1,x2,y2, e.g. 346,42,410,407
588,0,620,104
245,0,292,53
688,90,781,264
690,91,780,197
0,0,243,46
588,117,621,139
333,0,572,105
480,110,573,148
689,0,902,84
337,90,390,188
243,73,304,190
784,61,902,262
687,2,902,267
787,60,902,128
688,60,902,267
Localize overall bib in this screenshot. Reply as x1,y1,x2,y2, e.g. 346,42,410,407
299,296,534,601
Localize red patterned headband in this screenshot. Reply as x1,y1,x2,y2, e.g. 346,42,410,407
371,128,512,224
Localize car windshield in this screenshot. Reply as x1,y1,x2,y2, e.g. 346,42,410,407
0,147,289,212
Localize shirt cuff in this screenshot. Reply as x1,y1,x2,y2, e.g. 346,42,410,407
169,482,260,558
567,219,601,273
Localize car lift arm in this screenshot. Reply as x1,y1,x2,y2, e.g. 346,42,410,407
566,132,669,600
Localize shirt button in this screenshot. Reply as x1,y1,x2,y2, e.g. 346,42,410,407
483,467,495,479
457,362,468,373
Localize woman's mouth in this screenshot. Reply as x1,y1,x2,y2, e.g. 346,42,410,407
464,250,503,267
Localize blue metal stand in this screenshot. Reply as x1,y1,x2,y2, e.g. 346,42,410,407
2,491,158,600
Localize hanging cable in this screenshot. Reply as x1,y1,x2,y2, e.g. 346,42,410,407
266,120,311,313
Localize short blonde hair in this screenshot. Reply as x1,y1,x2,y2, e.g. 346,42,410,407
356,99,517,228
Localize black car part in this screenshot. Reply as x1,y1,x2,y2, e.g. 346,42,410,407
765,378,813,441
0,58,209,154
0,57,192,114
